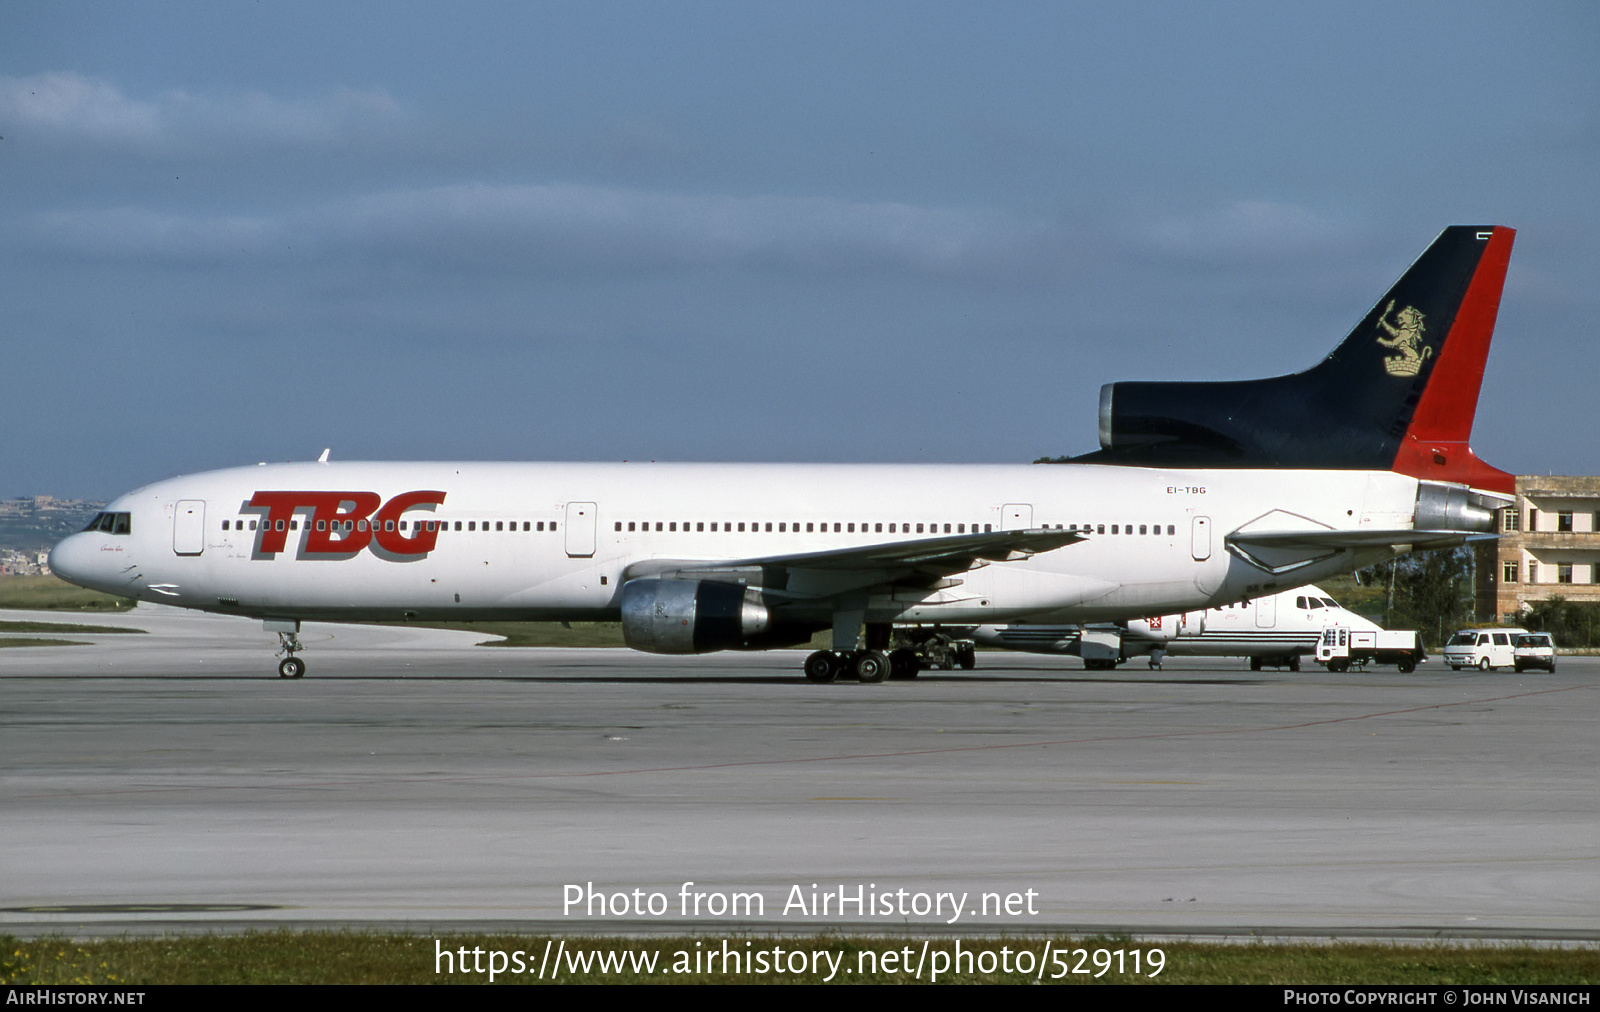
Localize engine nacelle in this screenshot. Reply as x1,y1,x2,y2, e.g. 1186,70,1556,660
1413,481,1498,533
620,578,770,654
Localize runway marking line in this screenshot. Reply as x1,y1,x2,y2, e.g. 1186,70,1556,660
13,682,1592,800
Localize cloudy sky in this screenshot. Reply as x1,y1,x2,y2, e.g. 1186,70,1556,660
3,1,1596,500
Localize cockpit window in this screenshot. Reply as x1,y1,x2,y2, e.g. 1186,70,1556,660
82,512,132,535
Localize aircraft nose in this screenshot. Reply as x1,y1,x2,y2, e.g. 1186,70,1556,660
49,533,113,593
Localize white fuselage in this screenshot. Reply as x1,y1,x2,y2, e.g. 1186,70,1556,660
51,460,1420,632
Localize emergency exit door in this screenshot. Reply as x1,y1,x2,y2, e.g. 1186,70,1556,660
1001,504,1033,531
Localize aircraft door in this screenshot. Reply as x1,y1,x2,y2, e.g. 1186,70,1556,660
565,502,597,558
173,500,206,556
1190,516,1211,560
1255,594,1276,627
1001,504,1033,530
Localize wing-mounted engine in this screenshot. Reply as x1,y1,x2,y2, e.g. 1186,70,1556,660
621,578,811,654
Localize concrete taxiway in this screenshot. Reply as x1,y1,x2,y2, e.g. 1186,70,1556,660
2,604,1597,940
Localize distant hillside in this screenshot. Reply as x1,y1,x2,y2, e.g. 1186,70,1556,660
0,497,104,554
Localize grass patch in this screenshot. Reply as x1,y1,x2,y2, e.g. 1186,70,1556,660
0,574,135,612
1,932,1595,985
0,620,143,634
0,637,87,648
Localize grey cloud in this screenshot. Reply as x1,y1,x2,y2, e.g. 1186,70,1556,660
1141,200,1361,264
0,72,401,149
332,182,1061,275
29,181,1072,280
0,73,160,143
33,207,282,260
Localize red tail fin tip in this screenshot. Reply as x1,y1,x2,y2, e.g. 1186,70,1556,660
1391,225,1515,494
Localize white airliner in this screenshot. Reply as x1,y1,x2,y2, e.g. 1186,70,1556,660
967,584,1398,672
51,226,1516,682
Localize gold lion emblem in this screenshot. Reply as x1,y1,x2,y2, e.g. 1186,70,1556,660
1375,301,1432,377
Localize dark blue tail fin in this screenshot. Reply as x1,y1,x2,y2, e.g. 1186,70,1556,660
1077,226,1515,494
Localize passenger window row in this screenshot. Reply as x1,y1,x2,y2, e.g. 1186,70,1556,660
614,520,996,534
1061,524,1175,535
221,519,559,533
214,515,1177,538
608,521,1179,536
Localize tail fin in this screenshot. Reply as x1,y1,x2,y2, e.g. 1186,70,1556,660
1080,226,1515,494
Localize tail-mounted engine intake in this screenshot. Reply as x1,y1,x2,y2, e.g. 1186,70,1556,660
620,578,770,654
1413,482,1500,533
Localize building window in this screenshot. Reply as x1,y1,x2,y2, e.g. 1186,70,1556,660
1528,562,1538,583
1559,563,1574,584
1502,509,1520,532
1503,561,1518,583
1559,512,1574,532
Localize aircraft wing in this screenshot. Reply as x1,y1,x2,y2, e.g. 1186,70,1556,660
623,527,1086,594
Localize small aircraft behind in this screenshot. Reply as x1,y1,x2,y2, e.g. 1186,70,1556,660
53,227,1515,681
963,584,1414,672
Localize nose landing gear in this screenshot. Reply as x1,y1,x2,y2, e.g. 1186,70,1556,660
267,619,306,678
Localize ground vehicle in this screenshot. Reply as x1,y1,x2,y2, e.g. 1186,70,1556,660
1442,627,1529,671
1314,627,1426,673
888,627,976,676
1512,633,1557,672
969,584,1394,671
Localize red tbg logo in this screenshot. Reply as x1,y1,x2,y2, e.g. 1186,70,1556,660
247,491,447,557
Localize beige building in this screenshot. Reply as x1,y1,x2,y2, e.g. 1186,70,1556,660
1476,475,1600,623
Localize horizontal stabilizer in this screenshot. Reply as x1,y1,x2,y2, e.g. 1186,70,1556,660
1227,527,1477,575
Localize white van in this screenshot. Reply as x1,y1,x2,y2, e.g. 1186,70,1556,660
1442,628,1528,671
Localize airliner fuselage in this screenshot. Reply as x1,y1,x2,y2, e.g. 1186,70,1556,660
53,459,1417,628
48,226,1520,681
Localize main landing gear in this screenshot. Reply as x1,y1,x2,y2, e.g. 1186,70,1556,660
804,648,923,683
804,618,975,683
